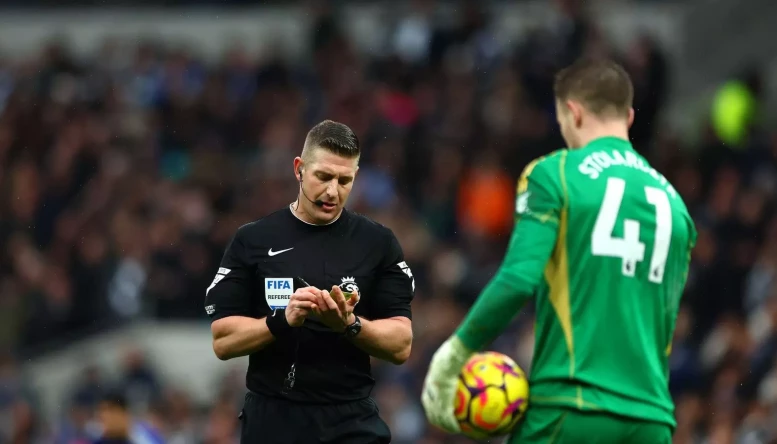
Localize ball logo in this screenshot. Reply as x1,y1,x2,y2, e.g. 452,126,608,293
339,276,359,294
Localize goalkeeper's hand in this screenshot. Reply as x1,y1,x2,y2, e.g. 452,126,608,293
421,336,474,434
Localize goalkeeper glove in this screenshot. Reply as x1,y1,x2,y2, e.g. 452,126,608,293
421,335,475,433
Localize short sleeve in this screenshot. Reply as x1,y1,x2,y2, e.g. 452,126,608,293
369,230,414,320
204,227,255,321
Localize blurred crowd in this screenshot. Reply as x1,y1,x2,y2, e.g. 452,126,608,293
1,0,775,443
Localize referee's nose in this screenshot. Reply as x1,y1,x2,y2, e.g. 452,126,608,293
325,180,338,201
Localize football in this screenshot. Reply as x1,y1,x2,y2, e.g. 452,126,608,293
454,351,529,440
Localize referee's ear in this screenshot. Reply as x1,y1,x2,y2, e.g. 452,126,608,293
293,156,304,182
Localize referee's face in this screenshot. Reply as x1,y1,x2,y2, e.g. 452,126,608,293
296,149,358,224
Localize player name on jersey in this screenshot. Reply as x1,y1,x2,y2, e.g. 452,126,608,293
577,149,678,199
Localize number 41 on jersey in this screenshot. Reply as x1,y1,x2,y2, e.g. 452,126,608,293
591,177,672,284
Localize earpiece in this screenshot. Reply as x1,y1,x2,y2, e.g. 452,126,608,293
296,166,325,208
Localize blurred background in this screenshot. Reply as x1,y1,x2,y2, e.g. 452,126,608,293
3,0,777,443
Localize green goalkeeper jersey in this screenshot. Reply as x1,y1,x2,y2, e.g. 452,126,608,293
455,137,696,429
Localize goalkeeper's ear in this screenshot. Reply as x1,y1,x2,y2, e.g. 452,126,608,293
627,108,635,128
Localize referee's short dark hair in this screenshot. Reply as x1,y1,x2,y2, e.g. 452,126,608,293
553,58,634,120
302,120,360,161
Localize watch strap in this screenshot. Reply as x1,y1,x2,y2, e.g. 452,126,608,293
344,315,361,338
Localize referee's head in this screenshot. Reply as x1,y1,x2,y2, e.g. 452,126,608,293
293,120,360,225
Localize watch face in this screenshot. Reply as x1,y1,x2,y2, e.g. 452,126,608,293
346,319,361,336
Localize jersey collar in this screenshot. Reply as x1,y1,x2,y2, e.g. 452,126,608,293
288,203,345,227
585,136,634,150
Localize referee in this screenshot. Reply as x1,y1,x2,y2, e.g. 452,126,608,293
205,120,414,444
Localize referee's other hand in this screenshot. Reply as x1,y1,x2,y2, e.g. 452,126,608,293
286,287,321,327
313,286,359,332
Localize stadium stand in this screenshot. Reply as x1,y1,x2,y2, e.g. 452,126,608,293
2,1,776,443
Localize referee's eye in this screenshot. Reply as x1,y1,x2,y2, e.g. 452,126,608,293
316,172,353,186
315,172,334,183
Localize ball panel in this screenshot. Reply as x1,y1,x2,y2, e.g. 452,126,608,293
469,386,509,431
503,371,530,413
454,379,471,421
482,351,518,365
460,355,508,388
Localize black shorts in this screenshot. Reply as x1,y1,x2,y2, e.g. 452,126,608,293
239,391,392,444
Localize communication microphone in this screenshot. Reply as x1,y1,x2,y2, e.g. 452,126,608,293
299,170,325,207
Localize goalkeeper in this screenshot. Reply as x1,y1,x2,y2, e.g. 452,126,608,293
422,58,696,444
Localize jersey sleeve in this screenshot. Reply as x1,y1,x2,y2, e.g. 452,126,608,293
204,226,256,322
456,154,565,351
369,230,414,320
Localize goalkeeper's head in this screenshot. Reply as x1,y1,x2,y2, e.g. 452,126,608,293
553,58,634,149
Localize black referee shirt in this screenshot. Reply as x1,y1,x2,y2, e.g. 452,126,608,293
205,207,414,403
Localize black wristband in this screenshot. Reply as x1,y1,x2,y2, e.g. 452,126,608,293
266,310,292,338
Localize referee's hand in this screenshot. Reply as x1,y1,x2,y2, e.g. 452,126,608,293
314,286,360,332
285,287,321,327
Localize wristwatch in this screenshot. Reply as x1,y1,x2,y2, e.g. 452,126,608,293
343,316,362,338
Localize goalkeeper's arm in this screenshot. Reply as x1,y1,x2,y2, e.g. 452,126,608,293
455,156,564,351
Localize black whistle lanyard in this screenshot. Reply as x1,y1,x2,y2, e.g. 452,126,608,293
281,276,309,395
282,334,300,394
